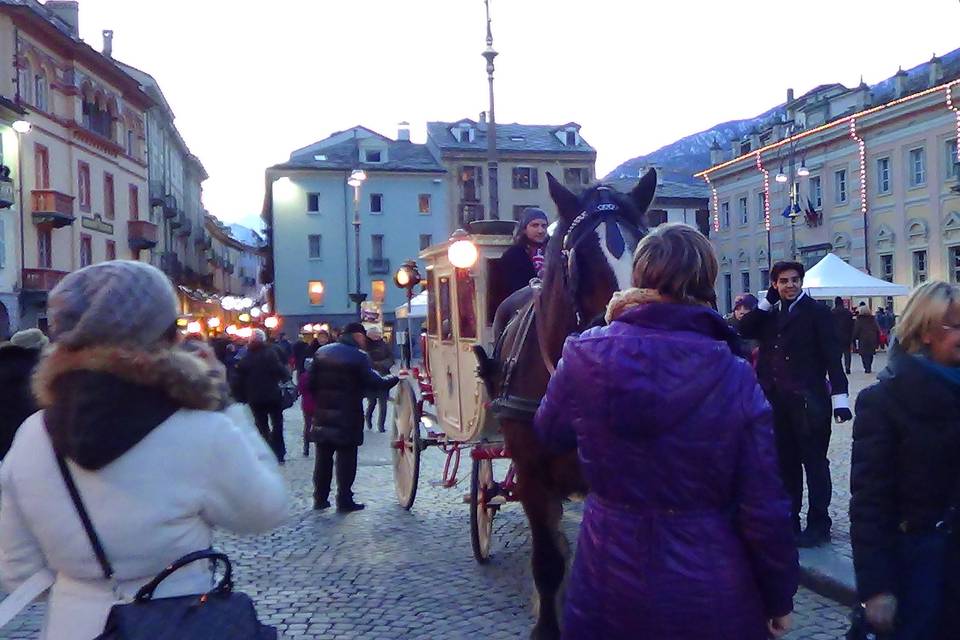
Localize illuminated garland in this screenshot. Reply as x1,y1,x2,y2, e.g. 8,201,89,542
704,173,720,232
946,84,960,162
848,118,868,219
754,152,771,232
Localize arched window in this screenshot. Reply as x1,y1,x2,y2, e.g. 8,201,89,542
33,69,48,112
17,63,32,105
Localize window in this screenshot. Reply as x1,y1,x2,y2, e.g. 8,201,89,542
126,130,135,157
426,269,437,335
457,269,477,339
511,204,538,221
307,280,325,305
371,234,384,259
565,130,577,146
369,193,383,213
741,271,751,293
38,226,51,269
757,192,766,222
418,194,431,214
17,65,31,104
946,140,960,180
810,176,822,209
419,234,432,251
106,240,116,262
722,273,732,314
129,184,139,221
33,72,47,112
363,149,382,163
909,148,926,186
877,158,890,194
563,167,589,186
307,193,320,213
371,280,386,303
913,250,927,285
760,269,770,288
834,170,847,203
438,275,452,341
78,162,91,212
738,197,748,225
308,234,322,259
721,202,730,228
80,235,92,267
881,254,894,282
461,166,482,202
647,210,668,226
512,167,539,190
34,144,49,189
952,247,960,284
104,173,115,220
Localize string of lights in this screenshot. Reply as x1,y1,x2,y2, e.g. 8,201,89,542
754,152,771,232
704,173,719,232
946,84,960,163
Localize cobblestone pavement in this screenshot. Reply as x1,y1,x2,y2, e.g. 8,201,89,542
4,401,854,638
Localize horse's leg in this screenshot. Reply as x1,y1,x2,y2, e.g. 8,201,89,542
504,423,567,640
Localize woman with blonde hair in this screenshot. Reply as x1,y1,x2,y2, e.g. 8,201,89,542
851,281,960,638
534,223,798,640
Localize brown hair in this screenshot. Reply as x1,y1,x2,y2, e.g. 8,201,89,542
631,223,718,304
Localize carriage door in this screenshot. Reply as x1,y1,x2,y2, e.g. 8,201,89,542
432,269,462,432
455,268,481,438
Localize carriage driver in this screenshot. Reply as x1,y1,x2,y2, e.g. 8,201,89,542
500,207,549,297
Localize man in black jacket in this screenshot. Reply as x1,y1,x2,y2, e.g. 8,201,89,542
499,207,549,297
740,261,852,547
0,329,48,460
307,322,399,512
363,326,395,432
236,329,292,464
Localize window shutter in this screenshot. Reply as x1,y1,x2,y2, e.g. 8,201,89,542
531,169,539,189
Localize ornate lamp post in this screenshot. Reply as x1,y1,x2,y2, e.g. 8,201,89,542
393,259,421,369
347,169,367,318
482,0,499,220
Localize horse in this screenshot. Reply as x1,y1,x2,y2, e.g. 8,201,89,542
483,169,657,640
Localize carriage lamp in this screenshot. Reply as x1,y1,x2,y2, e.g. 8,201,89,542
448,229,479,269
395,259,422,369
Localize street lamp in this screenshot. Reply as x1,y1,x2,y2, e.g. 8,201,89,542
11,120,31,134
394,259,422,369
482,0,499,220
347,169,368,317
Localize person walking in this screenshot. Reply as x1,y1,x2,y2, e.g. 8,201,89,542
500,207,549,296
307,323,399,512
851,281,960,639
298,357,316,457
739,261,851,547
726,293,760,361
832,297,855,374
0,329,49,460
535,224,798,640
0,260,287,640
293,334,312,378
853,304,881,374
236,329,292,464
364,326,395,432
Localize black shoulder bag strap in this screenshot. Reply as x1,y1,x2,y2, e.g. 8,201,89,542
54,453,115,581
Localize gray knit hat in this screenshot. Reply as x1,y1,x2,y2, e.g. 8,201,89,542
48,260,179,349
9,328,49,350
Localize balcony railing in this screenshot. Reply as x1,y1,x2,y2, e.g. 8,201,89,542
368,257,390,275
128,220,159,251
149,181,165,207
22,268,69,292
176,217,192,237
223,260,235,274
162,196,178,219
160,253,182,281
31,190,75,228
194,231,211,249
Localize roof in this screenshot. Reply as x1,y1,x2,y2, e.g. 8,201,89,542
427,119,596,154
274,127,445,174
607,177,709,201
228,223,265,248
803,253,910,297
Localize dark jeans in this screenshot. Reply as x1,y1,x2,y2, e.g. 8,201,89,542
313,444,359,505
893,532,952,639
843,348,852,372
769,390,833,532
365,389,389,431
302,410,314,453
860,351,875,373
250,402,285,463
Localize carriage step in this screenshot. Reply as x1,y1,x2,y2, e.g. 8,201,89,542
461,494,507,506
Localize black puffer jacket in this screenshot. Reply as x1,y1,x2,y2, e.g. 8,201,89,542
235,341,290,405
307,336,399,447
499,241,542,298
365,337,395,375
850,343,960,601
0,345,42,459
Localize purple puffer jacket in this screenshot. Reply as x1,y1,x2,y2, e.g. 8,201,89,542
535,303,798,640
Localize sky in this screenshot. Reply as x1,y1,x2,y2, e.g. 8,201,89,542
72,0,960,230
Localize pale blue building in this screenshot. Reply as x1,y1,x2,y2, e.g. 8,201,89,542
264,125,449,333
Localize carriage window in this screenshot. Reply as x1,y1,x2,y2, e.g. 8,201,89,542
426,269,437,336
438,275,453,341
456,269,477,339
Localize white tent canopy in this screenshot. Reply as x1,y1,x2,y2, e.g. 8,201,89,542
801,253,911,297
394,290,428,319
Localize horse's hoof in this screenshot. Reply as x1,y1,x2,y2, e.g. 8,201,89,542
529,623,560,640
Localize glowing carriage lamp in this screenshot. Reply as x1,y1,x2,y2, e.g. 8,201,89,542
394,259,422,369
447,228,479,270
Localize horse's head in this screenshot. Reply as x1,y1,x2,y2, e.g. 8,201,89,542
542,168,657,327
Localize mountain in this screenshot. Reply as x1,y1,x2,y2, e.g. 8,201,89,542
604,105,784,185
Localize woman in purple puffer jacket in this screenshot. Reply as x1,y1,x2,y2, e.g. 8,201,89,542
534,223,798,640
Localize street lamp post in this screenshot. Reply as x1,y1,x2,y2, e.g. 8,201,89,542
774,123,808,261
482,0,499,221
347,169,367,318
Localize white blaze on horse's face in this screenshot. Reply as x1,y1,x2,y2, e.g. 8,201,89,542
596,223,634,290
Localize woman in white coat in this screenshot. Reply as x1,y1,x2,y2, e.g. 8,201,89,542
0,260,289,639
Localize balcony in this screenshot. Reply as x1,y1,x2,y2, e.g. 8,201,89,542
204,248,217,264
149,181,165,207
223,260,235,274
160,253,182,281
176,217,192,237
368,257,390,275
162,195,178,219
168,208,183,226
22,268,68,292
194,231,211,249
31,190,75,228
128,219,159,251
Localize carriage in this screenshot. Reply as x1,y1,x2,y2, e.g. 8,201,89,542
390,220,521,563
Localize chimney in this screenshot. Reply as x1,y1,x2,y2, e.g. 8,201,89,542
709,139,722,166
45,1,79,37
478,111,487,126
102,29,114,58
786,88,796,124
786,87,795,103
856,76,872,110
894,66,908,98
397,121,410,142
749,128,761,151
731,139,741,157
929,54,943,87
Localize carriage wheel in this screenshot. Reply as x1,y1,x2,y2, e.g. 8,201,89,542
391,379,421,510
470,455,497,563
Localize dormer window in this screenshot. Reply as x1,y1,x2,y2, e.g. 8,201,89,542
557,127,580,146
453,126,475,143
565,130,576,146
363,149,383,163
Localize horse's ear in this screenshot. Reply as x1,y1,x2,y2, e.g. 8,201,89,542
630,168,657,213
547,172,579,222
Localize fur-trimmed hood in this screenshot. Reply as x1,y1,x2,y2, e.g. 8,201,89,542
34,344,231,470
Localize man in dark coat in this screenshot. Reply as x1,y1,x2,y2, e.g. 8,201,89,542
0,329,48,460
292,335,311,377
499,207,549,297
235,329,291,464
832,297,855,374
852,305,881,374
363,326,395,432
740,261,852,547
307,322,399,512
